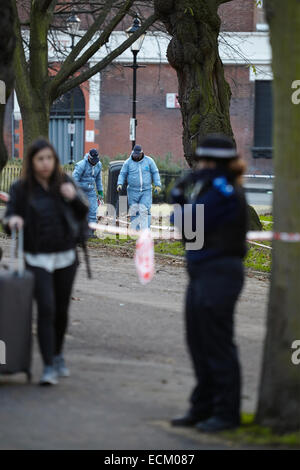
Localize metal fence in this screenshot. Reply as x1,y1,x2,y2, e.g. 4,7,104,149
0,166,22,193
0,165,180,206
0,165,110,205
0,166,22,200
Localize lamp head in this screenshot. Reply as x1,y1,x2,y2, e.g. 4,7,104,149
67,11,81,36
125,17,146,52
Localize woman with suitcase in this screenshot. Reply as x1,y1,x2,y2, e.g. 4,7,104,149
3,138,89,385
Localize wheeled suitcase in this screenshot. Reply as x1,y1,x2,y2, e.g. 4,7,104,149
0,229,34,382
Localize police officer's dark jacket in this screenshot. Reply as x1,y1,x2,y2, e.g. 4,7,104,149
171,168,248,265
3,174,89,254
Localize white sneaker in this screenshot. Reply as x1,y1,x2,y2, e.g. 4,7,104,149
39,366,58,385
54,355,70,378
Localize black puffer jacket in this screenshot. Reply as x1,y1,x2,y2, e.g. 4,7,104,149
3,174,89,254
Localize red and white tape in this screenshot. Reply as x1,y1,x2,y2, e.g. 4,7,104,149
101,214,174,231
91,223,300,247
247,231,300,242
1,190,299,244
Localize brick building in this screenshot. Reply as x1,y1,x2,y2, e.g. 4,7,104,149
6,0,273,174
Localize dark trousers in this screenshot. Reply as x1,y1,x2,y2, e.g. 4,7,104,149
186,257,244,424
27,262,77,366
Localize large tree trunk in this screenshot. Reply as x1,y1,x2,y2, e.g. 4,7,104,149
19,96,50,155
154,0,233,167
0,0,15,171
13,0,51,156
256,0,300,433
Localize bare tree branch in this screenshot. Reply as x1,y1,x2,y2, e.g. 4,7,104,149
40,0,58,12
52,0,115,74
50,0,135,95
55,12,158,98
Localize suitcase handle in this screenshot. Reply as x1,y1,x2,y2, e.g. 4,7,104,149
10,228,24,277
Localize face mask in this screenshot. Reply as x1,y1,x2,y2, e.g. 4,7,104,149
132,153,144,162
88,155,99,166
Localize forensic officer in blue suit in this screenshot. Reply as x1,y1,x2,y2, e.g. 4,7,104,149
116,145,161,230
72,149,103,236
171,134,248,433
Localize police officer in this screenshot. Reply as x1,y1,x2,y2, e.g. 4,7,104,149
116,145,161,230
72,148,103,237
171,134,248,433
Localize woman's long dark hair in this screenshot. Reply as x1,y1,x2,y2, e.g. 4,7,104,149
22,138,64,193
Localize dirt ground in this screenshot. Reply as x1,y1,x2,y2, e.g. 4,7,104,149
0,236,270,450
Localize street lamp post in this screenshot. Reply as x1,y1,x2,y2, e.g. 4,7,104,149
124,17,146,149
66,11,81,164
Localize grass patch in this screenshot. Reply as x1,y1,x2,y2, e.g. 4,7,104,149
244,214,272,272
244,244,272,272
87,235,185,257
260,216,272,222
260,214,273,232
154,240,185,257
222,413,300,448
88,235,136,248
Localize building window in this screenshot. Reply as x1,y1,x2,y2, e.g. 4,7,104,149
252,80,273,159
256,0,269,31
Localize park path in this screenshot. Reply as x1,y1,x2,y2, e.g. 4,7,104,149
0,238,269,449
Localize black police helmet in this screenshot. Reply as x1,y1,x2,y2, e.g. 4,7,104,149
195,134,237,159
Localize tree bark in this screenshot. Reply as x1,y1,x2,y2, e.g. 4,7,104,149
0,1,15,171
256,0,300,433
154,0,233,167
21,101,50,154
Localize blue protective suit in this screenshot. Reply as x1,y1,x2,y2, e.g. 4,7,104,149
72,154,103,223
117,155,161,229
